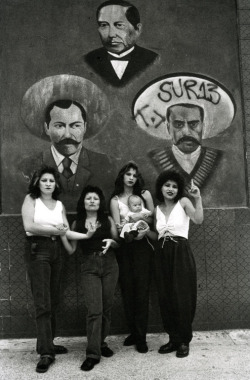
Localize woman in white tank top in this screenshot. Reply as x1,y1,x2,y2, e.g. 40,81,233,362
21,166,90,374
153,170,203,358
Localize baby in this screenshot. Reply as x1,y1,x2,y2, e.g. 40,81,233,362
120,194,152,243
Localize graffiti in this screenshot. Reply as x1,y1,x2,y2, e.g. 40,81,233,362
133,74,235,140
158,79,221,105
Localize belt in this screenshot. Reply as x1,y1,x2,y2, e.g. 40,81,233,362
26,235,59,242
159,236,187,248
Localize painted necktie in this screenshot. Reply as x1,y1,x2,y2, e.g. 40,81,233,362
62,157,73,179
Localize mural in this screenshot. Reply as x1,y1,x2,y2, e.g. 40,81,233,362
0,0,247,212
133,74,235,192
18,75,116,211
84,1,159,87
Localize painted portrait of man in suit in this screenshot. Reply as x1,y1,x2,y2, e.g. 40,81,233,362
19,75,115,210
85,0,159,87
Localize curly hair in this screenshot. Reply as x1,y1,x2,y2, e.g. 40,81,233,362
111,161,145,199
76,185,108,224
28,166,62,199
155,170,185,203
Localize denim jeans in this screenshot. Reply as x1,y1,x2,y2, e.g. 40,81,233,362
81,250,119,360
25,237,63,357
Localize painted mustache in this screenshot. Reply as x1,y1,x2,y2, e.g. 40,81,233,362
176,136,200,145
57,139,79,146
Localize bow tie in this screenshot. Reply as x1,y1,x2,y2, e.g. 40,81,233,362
108,53,131,61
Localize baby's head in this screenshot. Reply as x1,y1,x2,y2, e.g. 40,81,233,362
128,195,143,213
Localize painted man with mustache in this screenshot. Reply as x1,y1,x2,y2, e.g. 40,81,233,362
20,99,113,210
149,103,223,191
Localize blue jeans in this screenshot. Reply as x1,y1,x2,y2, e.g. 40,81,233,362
81,250,119,360
25,237,63,357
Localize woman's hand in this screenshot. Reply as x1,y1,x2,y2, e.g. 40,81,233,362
86,224,97,238
55,224,68,235
134,226,150,240
188,180,201,199
102,239,114,254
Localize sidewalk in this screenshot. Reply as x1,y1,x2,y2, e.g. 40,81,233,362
0,330,249,380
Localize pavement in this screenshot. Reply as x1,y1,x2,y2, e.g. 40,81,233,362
0,330,250,380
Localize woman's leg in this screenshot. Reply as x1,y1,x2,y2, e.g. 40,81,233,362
155,240,197,344
131,239,153,345
81,255,103,360
27,240,55,357
101,253,119,346
116,245,136,338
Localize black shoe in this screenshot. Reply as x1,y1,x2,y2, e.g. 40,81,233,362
101,346,114,357
176,343,189,358
80,357,100,371
136,342,148,353
158,341,178,354
36,356,54,373
123,334,136,346
53,344,68,354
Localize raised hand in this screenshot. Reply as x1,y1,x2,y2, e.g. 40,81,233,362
188,179,201,198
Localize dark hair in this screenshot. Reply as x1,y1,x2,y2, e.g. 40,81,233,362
166,103,204,122
111,161,144,199
96,1,141,30
155,170,185,203
28,166,62,199
76,185,108,224
45,99,87,125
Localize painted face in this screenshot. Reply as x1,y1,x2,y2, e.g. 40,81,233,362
45,104,86,156
129,198,142,213
39,173,56,195
167,105,204,154
84,192,100,211
97,5,141,54
123,168,138,187
161,180,178,200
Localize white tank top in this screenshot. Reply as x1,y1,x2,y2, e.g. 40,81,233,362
26,198,63,236
116,197,130,225
156,201,190,239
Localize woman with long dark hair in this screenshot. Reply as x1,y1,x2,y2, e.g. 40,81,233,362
110,161,154,353
154,170,203,358
21,166,90,373
63,185,119,372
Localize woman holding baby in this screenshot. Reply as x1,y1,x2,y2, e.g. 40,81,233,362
110,161,155,354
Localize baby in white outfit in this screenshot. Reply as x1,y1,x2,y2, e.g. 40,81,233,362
120,195,152,243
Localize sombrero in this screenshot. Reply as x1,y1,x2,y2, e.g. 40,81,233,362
20,74,110,140
132,73,236,140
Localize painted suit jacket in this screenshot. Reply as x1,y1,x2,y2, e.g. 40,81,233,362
84,45,159,87
19,147,115,211
148,146,223,192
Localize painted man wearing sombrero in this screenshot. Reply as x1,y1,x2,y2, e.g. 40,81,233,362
133,74,235,193
148,103,223,192
19,75,115,210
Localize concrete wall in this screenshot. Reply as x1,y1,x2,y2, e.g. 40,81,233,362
1,0,250,338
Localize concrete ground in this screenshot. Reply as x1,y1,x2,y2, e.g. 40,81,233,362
0,330,249,380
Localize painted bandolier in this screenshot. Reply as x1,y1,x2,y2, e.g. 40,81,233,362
149,146,222,191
